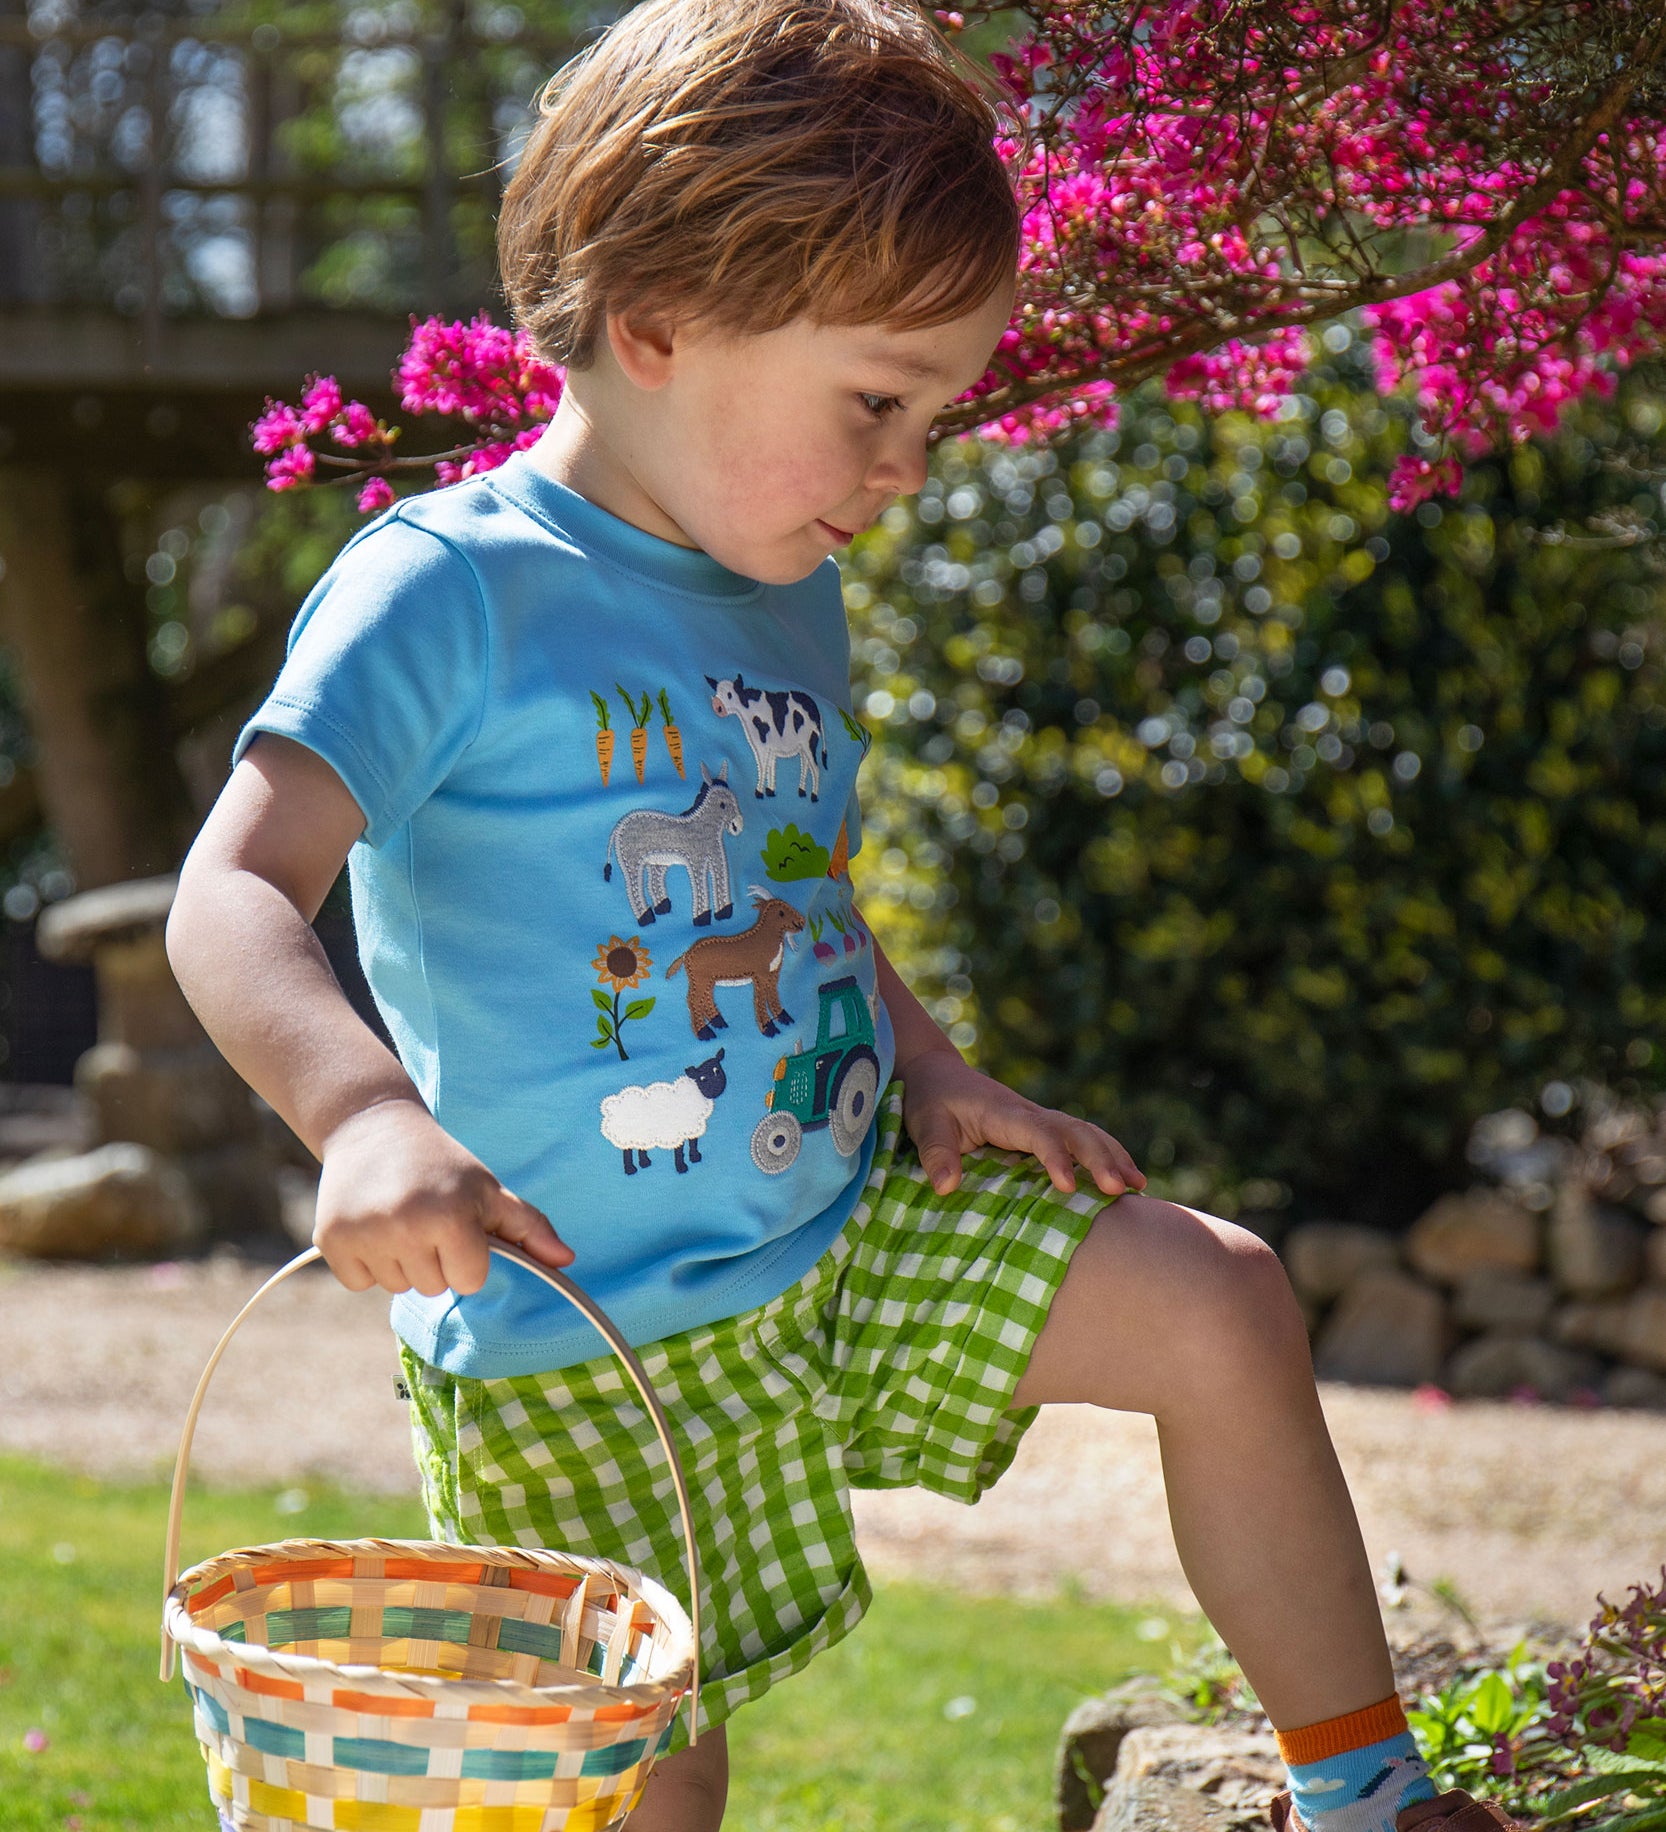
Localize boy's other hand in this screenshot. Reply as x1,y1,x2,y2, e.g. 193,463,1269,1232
314,1097,574,1297
897,1048,1146,1201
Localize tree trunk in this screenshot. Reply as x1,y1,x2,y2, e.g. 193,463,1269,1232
0,466,196,887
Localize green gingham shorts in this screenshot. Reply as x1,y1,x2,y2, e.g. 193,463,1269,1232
399,1080,1107,1750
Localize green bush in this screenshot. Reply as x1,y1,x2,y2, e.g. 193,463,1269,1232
846,335,1666,1226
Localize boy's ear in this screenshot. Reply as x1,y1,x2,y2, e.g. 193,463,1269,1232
604,306,678,390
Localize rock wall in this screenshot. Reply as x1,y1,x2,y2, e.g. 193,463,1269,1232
1283,1096,1666,1410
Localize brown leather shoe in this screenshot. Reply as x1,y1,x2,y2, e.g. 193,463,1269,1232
1270,1789,1521,1832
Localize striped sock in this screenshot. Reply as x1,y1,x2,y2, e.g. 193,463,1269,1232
1278,1695,1437,1832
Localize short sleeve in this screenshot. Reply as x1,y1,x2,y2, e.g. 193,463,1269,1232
231,514,489,849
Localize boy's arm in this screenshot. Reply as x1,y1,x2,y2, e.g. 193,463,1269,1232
862,906,1145,1200
870,928,961,1075
166,733,571,1294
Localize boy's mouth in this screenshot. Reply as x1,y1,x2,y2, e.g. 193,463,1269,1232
816,519,856,545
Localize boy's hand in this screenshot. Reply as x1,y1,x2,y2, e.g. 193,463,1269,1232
897,1048,1147,1200
314,1097,574,1296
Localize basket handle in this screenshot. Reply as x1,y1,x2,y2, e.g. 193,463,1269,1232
159,1242,702,1742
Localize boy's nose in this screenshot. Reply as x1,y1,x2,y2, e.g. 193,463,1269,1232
867,440,930,501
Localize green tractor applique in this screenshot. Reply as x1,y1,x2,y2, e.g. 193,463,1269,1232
750,974,881,1174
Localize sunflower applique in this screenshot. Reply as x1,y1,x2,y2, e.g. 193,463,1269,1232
591,934,656,1060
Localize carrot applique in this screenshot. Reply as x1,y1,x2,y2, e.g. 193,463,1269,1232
617,686,652,783
590,690,615,787
657,687,685,779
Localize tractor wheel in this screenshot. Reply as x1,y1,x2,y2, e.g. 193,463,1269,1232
751,1110,802,1175
828,1052,880,1156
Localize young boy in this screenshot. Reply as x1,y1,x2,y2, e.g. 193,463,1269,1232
166,2,1524,1828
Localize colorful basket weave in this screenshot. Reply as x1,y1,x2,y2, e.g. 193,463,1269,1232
161,1244,701,1832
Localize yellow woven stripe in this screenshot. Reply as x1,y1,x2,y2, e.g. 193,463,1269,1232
561,1799,626,1832
205,1751,234,1800
247,1776,311,1819
332,1802,424,1832
451,1808,552,1832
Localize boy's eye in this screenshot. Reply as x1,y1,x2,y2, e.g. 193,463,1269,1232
859,392,903,419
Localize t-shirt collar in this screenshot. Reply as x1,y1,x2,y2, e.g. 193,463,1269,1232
486,450,765,602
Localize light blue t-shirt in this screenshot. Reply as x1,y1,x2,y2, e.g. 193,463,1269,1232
234,450,895,1374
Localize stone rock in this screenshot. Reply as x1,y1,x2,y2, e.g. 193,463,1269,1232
92,928,206,1051
179,1145,285,1243
1548,1183,1648,1297
76,1040,255,1154
1451,1270,1555,1336
1056,1689,1188,1832
1092,1723,1284,1832
1405,1191,1539,1284
1648,1226,1666,1286
0,1142,206,1259
1443,1332,1604,1402
1282,1223,1398,1307
1618,1286,1666,1373
1314,1270,1451,1387
1553,1297,1632,1359
34,874,178,963
1556,1288,1666,1372
1604,1364,1666,1411
1643,1188,1666,1227
0,1085,95,1164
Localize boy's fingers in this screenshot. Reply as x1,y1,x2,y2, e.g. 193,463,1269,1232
484,1187,575,1266
1062,1118,1143,1193
907,1114,963,1193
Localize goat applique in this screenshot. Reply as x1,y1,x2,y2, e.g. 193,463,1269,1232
664,888,807,1040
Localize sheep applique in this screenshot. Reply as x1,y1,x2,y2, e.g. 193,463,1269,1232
599,1048,728,1176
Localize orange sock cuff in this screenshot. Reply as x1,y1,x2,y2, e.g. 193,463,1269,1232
1276,1694,1410,1766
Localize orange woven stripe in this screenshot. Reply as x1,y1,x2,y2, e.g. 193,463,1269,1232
332,1688,435,1717
1276,1694,1409,1766
464,1702,575,1725
235,1668,306,1702
250,1555,354,1585
594,1702,653,1722
187,1574,237,1614
507,1569,581,1598
183,1654,222,1679
383,1557,484,1583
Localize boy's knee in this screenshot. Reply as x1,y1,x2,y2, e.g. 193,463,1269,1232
1105,1196,1306,1378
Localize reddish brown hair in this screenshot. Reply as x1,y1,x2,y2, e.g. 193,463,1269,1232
498,0,1023,368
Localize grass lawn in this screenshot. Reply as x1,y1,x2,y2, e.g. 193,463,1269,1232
0,1452,1203,1831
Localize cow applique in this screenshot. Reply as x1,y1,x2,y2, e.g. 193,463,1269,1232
706,674,826,802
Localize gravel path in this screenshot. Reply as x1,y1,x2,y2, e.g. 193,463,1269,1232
6,1251,1664,1637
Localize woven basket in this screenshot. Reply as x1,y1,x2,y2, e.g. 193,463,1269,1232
161,1243,701,1832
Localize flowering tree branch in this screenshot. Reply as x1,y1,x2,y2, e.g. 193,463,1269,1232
252,0,1666,516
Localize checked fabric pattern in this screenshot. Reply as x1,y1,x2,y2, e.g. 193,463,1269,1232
402,1079,1109,1751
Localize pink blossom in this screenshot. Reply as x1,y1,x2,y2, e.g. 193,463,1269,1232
356,476,396,514
250,401,302,456
22,1728,47,1752
250,2,1666,509
298,374,343,437
333,401,380,449
266,445,316,491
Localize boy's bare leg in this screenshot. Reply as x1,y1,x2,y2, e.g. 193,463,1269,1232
624,1723,728,1832
1009,1196,1395,1731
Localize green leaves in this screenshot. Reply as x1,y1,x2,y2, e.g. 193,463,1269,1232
847,354,1666,1220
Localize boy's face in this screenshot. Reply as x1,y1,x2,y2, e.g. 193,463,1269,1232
542,275,1018,586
